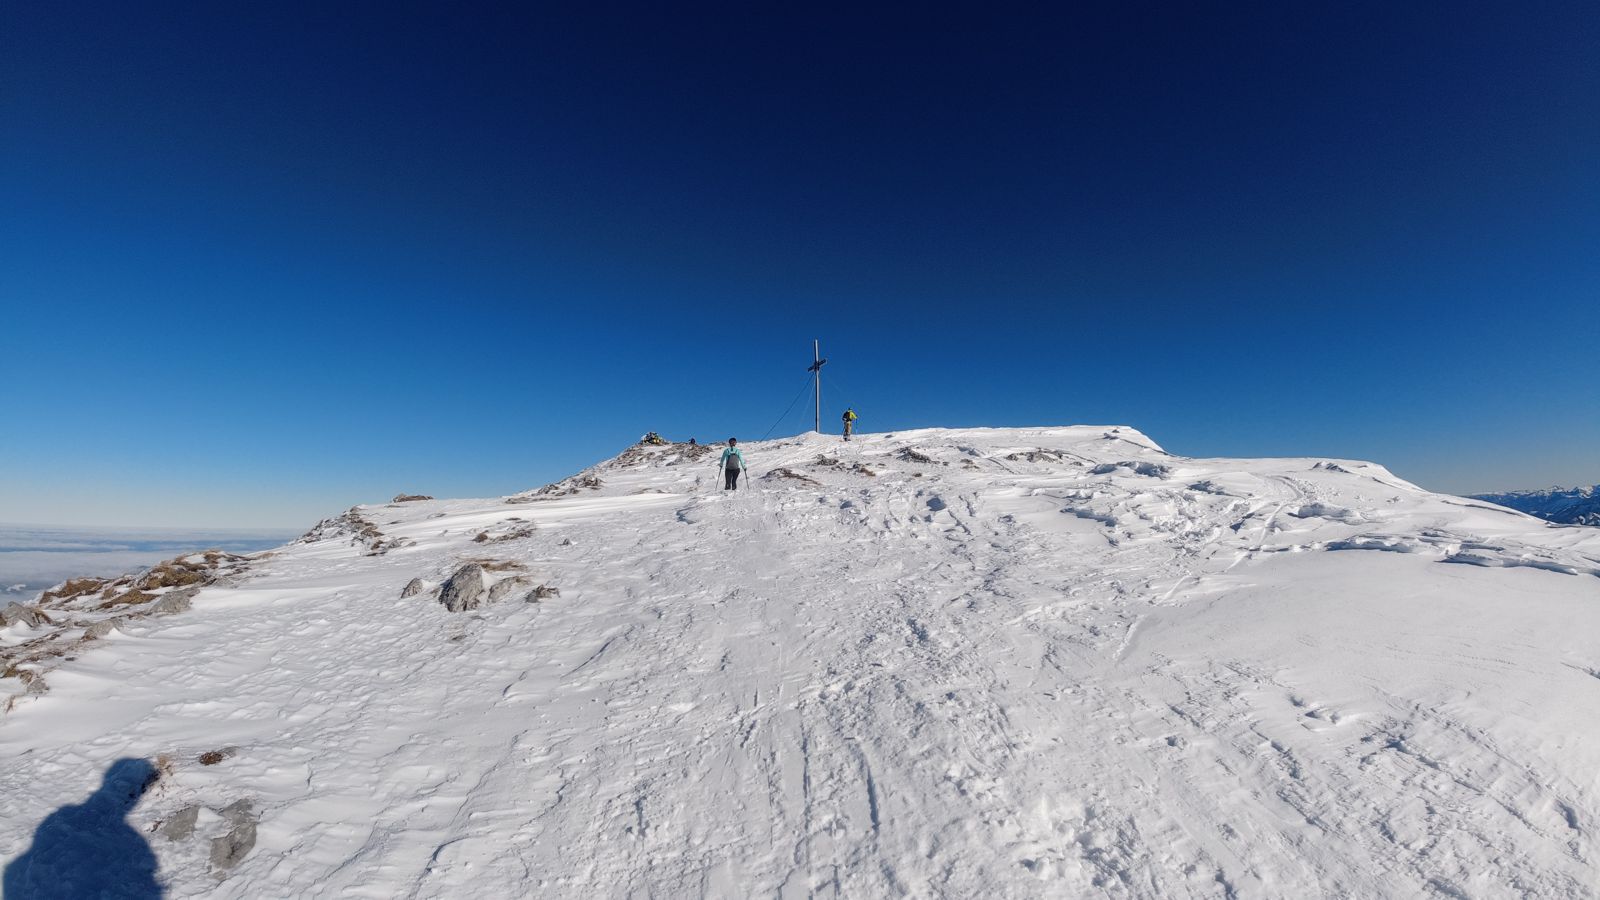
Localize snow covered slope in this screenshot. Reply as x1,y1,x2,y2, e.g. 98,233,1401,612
3,426,1598,898
1471,485,1600,527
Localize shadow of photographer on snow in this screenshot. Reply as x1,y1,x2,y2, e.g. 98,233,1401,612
4,758,163,899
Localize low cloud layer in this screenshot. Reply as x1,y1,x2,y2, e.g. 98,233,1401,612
0,525,295,598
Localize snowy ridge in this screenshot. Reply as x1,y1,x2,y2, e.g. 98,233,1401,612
2,426,1598,898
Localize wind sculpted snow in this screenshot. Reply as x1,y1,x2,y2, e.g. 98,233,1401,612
2,426,1597,897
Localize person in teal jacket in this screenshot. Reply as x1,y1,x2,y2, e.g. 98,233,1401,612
720,438,746,490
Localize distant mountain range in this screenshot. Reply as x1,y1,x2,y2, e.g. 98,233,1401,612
1469,486,1600,525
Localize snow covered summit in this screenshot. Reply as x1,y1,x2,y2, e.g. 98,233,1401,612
3,426,1598,898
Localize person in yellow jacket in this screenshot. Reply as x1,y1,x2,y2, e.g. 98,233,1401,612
841,408,858,441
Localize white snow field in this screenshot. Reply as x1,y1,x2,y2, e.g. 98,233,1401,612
3,426,1598,898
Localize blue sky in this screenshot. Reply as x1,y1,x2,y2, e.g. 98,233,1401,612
2,3,1597,528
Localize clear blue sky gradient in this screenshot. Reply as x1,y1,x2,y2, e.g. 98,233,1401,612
2,3,1597,528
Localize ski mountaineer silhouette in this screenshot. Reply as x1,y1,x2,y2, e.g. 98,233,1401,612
842,408,858,441
720,438,747,490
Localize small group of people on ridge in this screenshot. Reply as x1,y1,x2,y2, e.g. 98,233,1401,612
719,409,857,490
649,413,864,490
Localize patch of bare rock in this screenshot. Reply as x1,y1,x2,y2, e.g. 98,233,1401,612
404,562,560,611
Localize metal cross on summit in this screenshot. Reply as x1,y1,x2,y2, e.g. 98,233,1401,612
807,340,827,433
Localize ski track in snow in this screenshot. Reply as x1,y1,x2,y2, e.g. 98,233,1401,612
2,426,1598,898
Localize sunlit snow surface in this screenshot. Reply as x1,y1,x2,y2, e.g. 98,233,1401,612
2,426,1597,898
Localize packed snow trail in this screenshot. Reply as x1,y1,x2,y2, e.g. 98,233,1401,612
2,427,1598,898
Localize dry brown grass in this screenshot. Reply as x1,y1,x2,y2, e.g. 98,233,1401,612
764,468,821,485
197,747,237,766
466,558,527,572
139,564,205,590
99,590,156,610
42,578,107,603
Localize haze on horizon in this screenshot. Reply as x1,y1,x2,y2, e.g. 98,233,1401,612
2,3,1596,530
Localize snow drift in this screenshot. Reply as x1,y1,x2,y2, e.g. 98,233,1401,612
2,426,1597,898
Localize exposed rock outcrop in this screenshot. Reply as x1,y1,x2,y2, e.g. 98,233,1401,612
298,508,412,555
1,603,48,629
474,523,537,544
1005,449,1066,463
1090,460,1170,478
488,576,534,603
210,800,258,870
162,805,200,841
439,564,487,613
83,617,127,639
509,473,604,503
149,585,201,617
